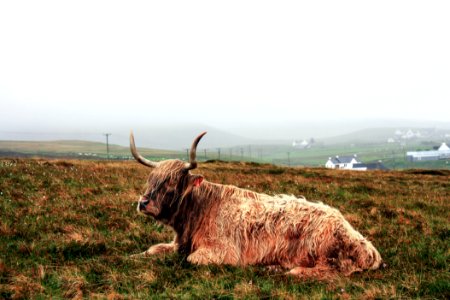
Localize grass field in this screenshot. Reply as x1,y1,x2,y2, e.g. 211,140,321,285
263,143,450,170
0,159,449,299
0,140,181,160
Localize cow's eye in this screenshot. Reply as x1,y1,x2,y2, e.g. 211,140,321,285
146,178,171,199
145,190,154,199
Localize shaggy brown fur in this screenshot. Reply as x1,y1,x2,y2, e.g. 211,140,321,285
134,159,382,279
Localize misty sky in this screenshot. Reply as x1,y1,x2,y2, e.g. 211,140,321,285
0,1,449,136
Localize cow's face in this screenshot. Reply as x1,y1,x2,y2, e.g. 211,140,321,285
137,160,203,221
130,131,206,221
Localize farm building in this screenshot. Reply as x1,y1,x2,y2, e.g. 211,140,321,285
406,142,450,162
292,139,309,149
352,161,388,171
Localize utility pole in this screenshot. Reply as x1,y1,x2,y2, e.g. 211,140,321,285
185,148,189,161
217,148,221,160
392,150,396,170
204,149,207,160
103,133,111,159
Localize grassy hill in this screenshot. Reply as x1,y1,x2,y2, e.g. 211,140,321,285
0,140,182,160
322,127,450,145
0,159,448,298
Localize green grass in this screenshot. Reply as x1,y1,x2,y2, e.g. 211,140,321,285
0,159,449,298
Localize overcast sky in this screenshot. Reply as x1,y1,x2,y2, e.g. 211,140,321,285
0,1,449,136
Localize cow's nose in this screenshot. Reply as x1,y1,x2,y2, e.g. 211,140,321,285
139,197,150,210
139,201,147,211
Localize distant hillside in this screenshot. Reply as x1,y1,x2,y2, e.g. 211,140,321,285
0,124,257,150
0,140,180,159
1,136,449,170
322,127,450,145
3,120,449,150
129,124,256,150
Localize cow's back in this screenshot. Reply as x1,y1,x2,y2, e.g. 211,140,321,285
209,188,355,266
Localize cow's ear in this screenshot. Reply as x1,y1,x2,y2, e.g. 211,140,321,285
192,175,204,187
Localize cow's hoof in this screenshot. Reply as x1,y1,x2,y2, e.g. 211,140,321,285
266,265,283,273
129,252,146,258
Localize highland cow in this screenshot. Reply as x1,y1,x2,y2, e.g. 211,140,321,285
130,131,382,279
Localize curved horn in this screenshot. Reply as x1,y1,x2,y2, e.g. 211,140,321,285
130,131,159,168
185,131,207,170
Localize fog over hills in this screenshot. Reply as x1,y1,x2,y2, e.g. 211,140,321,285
1,1,449,153
1,119,449,150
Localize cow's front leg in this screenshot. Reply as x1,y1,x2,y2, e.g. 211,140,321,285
187,247,224,265
131,241,178,258
187,247,238,265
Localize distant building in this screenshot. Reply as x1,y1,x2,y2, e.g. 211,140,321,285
439,143,450,151
352,161,388,171
325,154,360,170
406,142,450,162
387,138,395,143
402,129,416,139
395,129,423,140
325,155,387,171
292,140,309,149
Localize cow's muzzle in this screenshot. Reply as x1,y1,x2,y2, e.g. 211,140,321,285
139,200,148,211
137,197,160,216
137,197,149,212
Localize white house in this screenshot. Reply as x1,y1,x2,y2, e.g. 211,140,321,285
325,155,387,171
325,154,360,170
292,139,309,149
